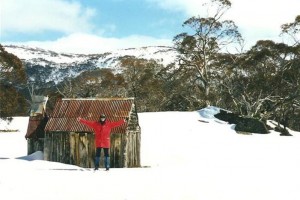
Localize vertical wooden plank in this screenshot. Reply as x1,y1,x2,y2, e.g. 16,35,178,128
79,133,85,167
27,139,32,155
83,133,88,167
122,132,128,168
58,133,61,162
63,133,68,163
78,133,82,167
88,133,95,168
90,134,94,167
44,132,49,161
54,133,58,162
69,132,75,165
83,133,87,167
49,133,53,161
75,133,79,166
52,133,56,162
87,133,95,168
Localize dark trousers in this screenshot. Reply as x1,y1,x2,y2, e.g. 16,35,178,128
95,147,110,170
96,147,109,157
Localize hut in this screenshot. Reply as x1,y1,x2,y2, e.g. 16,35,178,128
44,98,141,168
25,95,49,155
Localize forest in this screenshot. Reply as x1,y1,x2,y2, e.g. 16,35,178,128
0,0,299,131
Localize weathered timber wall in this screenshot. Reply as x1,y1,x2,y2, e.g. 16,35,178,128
27,138,44,155
123,104,141,167
110,133,123,168
44,132,71,165
44,130,140,168
44,132,95,168
69,132,95,168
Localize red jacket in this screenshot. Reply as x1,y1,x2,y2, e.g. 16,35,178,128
79,118,125,148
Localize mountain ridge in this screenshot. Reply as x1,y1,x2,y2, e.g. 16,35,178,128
4,45,177,86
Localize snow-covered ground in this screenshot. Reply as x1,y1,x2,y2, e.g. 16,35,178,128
0,107,300,200
0,117,28,158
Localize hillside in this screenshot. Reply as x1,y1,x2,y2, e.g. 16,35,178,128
4,45,176,86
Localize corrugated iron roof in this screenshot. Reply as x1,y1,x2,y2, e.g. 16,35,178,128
45,98,135,133
26,115,47,138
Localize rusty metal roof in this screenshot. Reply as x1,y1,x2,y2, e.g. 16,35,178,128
26,115,48,138
44,98,135,133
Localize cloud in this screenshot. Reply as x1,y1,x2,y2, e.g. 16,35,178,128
1,0,96,35
147,0,217,17
2,0,299,54
228,0,300,47
1,0,172,54
6,33,173,54
148,0,300,48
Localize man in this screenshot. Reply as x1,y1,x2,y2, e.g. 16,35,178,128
77,114,126,171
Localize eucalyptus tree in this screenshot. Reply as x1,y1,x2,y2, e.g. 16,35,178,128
0,45,28,118
281,15,300,45
280,15,300,130
173,0,243,105
120,56,167,112
56,68,126,98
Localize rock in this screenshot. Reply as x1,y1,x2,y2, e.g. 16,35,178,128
214,110,269,134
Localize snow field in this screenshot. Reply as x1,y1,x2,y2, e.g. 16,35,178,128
0,107,300,200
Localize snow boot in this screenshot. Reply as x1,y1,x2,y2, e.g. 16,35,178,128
104,156,110,171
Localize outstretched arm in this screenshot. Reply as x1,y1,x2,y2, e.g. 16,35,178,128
77,117,96,128
109,119,126,128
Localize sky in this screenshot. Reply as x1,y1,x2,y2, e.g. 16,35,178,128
1,0,300,54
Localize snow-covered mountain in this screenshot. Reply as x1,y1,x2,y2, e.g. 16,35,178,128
4,45,177,86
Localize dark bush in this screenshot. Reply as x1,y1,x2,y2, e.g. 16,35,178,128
215,110,269,134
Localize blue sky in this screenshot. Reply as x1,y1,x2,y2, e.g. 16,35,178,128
1,0,299,54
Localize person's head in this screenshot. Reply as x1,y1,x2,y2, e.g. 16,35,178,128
99,114,106,124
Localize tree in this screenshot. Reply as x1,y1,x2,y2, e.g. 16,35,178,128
120,57,167,112
281,15,300,45
173,0,242,105
280,15,300,131
0,45,28,118
219,39,300,132
159,62,208,110
56,68,126,98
